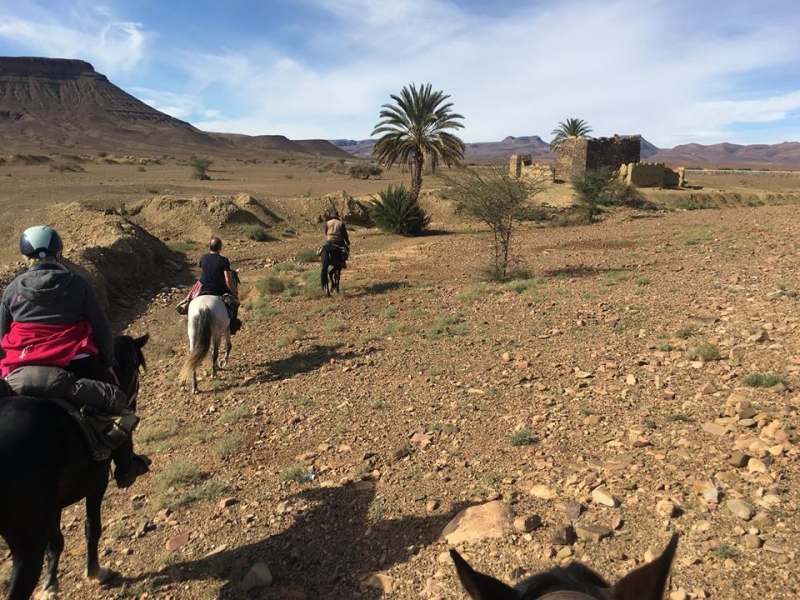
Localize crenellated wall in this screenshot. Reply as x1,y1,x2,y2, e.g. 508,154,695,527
510,153,555,182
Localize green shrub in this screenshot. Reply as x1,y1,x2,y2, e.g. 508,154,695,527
686,343,721,362
189,156,212,180
296,248,319,263
256,273,293,295
571,167,615,221
349,163,383,179
368,185,431,236
743,373,785,388
510,428,534,446
241,223,271,241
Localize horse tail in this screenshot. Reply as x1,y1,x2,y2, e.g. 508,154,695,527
320,246,330,289
179,307,212,383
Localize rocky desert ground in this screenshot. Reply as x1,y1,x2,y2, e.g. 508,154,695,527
1,155,799,600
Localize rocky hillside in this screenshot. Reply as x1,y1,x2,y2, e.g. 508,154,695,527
0,57,348,159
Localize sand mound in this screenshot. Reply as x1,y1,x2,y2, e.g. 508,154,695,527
32,202,179,310
124,194,282,242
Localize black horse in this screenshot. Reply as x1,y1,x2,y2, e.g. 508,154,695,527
320,243,346,296
0,334,148,600
451,533,678,600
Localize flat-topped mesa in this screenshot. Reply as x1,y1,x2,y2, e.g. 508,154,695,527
0,57,105,81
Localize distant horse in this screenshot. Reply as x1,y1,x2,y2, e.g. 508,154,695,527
179,295,231,394
320,244,346,296
451,533,678,600
0,334,149,600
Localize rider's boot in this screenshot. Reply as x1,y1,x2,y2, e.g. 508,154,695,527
112,437,151,489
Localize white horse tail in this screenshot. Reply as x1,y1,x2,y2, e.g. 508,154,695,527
179,307,212,383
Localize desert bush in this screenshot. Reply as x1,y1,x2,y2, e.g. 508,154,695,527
510,428,535,446
189,156,212,180
571,167,615,222
368,184,431,236
49,159,84,173
296,248,319,263
743,373,785,388
443,165,546,280
348,163,383,179
244,297,281,320
278,464,313,483
255,273,293,296
241,223,271,241
686,342,721,362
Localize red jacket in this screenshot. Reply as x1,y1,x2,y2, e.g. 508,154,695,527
0,320,99,377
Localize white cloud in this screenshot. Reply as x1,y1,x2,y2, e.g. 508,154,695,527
0,2,148,76
2,0,799,145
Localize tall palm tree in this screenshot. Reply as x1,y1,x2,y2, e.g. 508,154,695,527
371,83,465,203
550,118,593,152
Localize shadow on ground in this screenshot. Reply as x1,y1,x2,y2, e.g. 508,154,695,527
114,482,465,599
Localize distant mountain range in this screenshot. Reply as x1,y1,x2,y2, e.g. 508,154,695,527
331,136,800,167
1,57,798,166
0,56,351,159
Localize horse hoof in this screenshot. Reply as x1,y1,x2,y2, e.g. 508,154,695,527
36,588,59,600
86,566,116,584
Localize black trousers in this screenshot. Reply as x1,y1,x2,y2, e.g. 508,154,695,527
66,356,134,471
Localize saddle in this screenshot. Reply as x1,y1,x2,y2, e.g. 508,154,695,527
3,366,139,461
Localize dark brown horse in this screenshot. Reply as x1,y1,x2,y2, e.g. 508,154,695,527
451,533,678,600
0,334,148,600
320,243,346,296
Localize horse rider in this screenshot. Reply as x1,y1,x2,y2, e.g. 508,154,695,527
321,208,350,265
0,225,149,488
177,236,242,333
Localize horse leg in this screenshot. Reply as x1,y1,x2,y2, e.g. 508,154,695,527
84,489,115,584
7,545,47,600
39,526,64,599
221,328,231,368
211,338,220,379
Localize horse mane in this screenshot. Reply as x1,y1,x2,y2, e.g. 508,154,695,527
516,563,611,599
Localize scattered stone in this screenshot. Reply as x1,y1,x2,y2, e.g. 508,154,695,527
391,445,411,460
360,574,394,594
763,539,786,554
441,501,513,545
556,546,573,560
426,500,440,512
551,524,576,545
656,499,678,518
565,501,584,521
165,532,191,551
530,485,558,500
747,458,768,473
729,451,749,468
239,562,273,591
743,534,762,549
703,423,728,436
575,523,613,543
218,497,238,509
513,514,543,532
726,499,755,521
591,487,618,507
670,588,689,600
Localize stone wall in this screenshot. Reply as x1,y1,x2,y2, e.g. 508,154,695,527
510,153,554,182
619,162,685,188
625,162,665,187
555,135,641,182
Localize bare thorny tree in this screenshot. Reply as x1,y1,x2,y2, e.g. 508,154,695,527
442,165,548,280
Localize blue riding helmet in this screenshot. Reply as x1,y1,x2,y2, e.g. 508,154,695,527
20,225,63,259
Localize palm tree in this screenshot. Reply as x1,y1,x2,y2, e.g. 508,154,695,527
371,83,465,203
550,118,593,152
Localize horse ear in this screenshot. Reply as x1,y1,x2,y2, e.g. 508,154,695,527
450,549,518,600
612,533,678,600
135,333,150,348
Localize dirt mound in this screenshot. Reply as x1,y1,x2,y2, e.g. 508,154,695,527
124,194,283,242
31,202,179,310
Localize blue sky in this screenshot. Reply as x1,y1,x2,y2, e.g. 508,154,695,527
1,0,800,147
